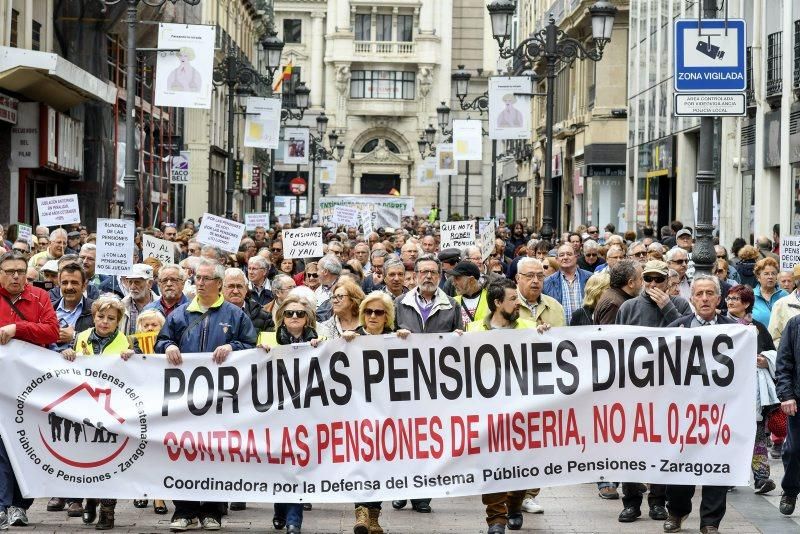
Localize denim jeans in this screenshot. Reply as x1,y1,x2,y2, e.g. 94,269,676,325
274,502,303,527
0,438,33,510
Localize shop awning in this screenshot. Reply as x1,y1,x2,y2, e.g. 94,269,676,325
0,47,115,111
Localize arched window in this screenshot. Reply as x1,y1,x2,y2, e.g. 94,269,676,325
361,139,400,153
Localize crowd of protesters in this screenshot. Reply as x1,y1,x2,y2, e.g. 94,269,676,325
0,215,798,534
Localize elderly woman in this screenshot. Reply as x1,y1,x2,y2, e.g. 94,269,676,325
737,245,760,287
222,268,269,331
752,257,787,328
59,295,136,530
713,258,736,314
725,284,779,495
318,278,364,339
300,261,320,290
578,240,605,272
542,256,559,278
257,295,320,534
279,258,297,276
341,291,410,534
568,272,610,326
264,274,297,332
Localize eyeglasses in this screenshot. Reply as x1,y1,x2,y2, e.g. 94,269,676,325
247,266,266,271
271,248,283,253
632,251,647,258
417,269,439,277
584,253,597,257
518,272,545,280
331,294,348,302
725,296,741,302
305,273,319,279
364,308,386,317
284,309,307,318
670,259,688,265
1,268,26,277
643,275,666,283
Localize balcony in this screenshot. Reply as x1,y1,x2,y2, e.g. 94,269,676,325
354,41,416,56
347,98,418,117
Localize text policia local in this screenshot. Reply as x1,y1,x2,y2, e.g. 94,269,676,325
159,332,735,465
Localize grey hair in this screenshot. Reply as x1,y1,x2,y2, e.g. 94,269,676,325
526,239,538,249
414,254,441,272
647,242,664,253
665,247,688,262
464,245,481,258
517,257,543,270
248,255,268,269
50,228,67,240
691,273,721,295
668,269,679,278
223,267,247,284
583,239,599,251
182,256,201,270
318,254,342,275
159,263,187,280
272,273,295,291
200,245,226,261
80,243,97,253
609,259,640,289
384,257,405,273
371,249,389,261
197,258,225,280
627,241,645,255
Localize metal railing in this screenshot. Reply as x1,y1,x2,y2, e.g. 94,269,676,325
354,41,415,55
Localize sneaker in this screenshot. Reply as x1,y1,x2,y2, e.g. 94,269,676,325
201,517,221,530
754,479,776,495
599,486,619,499
170,518,193,532
521,497,543,514
7,506,27,527
780,493,797,515
0,511,8,530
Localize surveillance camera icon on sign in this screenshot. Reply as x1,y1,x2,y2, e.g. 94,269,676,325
696,41,725,60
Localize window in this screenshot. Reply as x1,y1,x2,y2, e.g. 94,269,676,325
32,20,41,51
355,14,371,41
10,10,18,48
767,31,782,97
794,21,800,87
398,15,413,42
283,19,301,44
376,14,392,41
746,46,754,107
350,71,415,100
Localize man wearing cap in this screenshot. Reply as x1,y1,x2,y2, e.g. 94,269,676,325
120,264,157,335
66,231,82,255
614,260,691,524
449,261,490,326
438,248,461,296
41,260,60,285
769,264,800,346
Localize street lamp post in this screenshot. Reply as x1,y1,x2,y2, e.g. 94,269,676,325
488,0,617,240
213,33,284,221
309,115,346,218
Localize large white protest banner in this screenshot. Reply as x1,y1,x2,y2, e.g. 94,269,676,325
142,234,178,265
453,120,483,161
243,97,281,149
0,325,755,502
283,227,323,258
37,194,80,227
245,213,270,232
196,213,246,254
331,206,360,227
318,196,414,228
489,77,532,140
154,24,215,109
781,236,800,272
479,219,497,262
441,221,476,250
95,219,135,276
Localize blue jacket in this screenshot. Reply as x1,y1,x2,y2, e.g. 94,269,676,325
155,295,256,353
753,285,788,329
542,268,593,304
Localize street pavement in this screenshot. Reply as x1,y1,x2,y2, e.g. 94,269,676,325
17,458,800,533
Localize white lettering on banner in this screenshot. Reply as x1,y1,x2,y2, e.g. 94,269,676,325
36,194,81,227
142,234,177,265
0,325,755,501
284,228,323,259
331,206,360,228
196,213,246,254
781,236,800,272
245,213,270,232
441,221,476,250
95,219,135,276
479,219,497,262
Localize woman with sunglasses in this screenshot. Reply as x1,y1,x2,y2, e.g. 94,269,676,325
340,291,409,534
725,284,780,496
299,261,320,290
257,294,321,533
318,279,364,340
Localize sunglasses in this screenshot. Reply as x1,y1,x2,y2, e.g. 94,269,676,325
643,275,666,283
284,310,307,318
272,248,282,253
670,259,688,265
305,273,319,278
364,308,386,317
632,251,647,257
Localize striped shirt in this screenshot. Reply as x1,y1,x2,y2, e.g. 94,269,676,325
560,273,582,325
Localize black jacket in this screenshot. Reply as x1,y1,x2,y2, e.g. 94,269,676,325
777,314,800,401
667,313,736,328
244,298,270,332
569,306,595,326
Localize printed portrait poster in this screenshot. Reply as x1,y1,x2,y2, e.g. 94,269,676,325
283,127,309,165
417,158,438,186
155,23,215,109
489,77,532,140
436,144,457,176
244,97,281,149
452,120,483,161
318,160,337,185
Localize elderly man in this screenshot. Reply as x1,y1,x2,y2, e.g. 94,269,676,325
77,244,104,288
65,231,82,255
400,242,420,269
666,247,691,301
353,243,370,271
120,264,157,335
144,264,189,318
163,224,178,241
516,258,564,328
578,239,605,272
757,236,779,261
246,256,273,307
315,254,342,307
253,226,268,250
264,274,296,331
769,264,800,346
383,257,408,299
542,243,593,324
362,250,388,293
28,228,67,267
155,259,256,532
438,248,461,295
223,268,269,331
675,229,693,253
626,241,648,265
200,245,226,264
421,235,437,255
0,251,59,528
663,275,735,534
448,260,489,325
594,259,642,326
327,241,344,262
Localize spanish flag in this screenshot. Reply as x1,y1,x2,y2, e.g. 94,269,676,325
273,60,293,92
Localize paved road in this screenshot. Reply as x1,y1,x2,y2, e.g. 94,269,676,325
17,458,800,533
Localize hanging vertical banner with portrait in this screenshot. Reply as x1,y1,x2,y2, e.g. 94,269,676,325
436,144,457,176
283,127,310,165
154,24,216,109
243,97,282,149
488,77,532,140
318,160,337,185
452,120,483,160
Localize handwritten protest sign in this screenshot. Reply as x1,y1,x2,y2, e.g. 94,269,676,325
781,236,800,272
196,213,246,254
361,207,375,240
142,234,178,265
17,223,32,245
37,194,80,227
283,227,323,259
331,206,360,227
95,219,135,276
479,219,497,262
440,221,476,250
245,213,270,232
